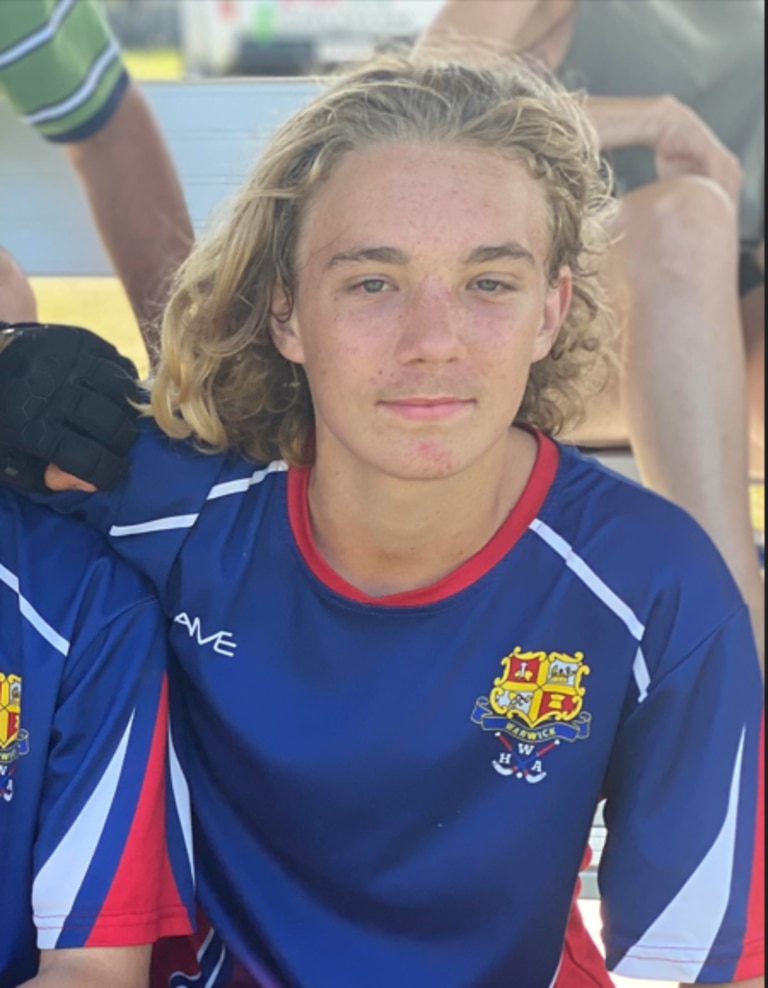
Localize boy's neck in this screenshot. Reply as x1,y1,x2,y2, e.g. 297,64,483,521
306,429,539,597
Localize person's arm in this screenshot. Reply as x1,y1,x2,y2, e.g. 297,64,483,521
26,584,194,958
0,0,193,355
582,94,743,204
17,945,150,988
415,0,547,55
65,81,194,354
680,980,764,988
0,249,37,323
0,324,231,597
598,588,764,985
416,0,742,204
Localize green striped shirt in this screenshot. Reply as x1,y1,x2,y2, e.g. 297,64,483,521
0,0,129,142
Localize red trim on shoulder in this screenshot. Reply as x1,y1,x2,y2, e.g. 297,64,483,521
734,716,765,981
87,676,193,946
287,431,560,607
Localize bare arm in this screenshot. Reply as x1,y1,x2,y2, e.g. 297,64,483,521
417,0,695,149
581,95,670,150
0,248,37,323
585,93,743,203
415,0,545,54
417,1,741,204
680,980,764,988
65,81,194,356
16,946,150,988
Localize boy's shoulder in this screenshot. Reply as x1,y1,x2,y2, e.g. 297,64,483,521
543,445,746,636
40,417,272,538
121,416,275,519
1,485,114,566
0,486,157,648
551,444,733,564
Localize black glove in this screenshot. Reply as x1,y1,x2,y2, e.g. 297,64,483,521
0,322,140,493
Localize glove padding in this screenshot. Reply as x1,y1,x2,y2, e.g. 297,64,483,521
0,322,140,493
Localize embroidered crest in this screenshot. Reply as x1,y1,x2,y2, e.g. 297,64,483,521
0,672,29,802
471,648,591,783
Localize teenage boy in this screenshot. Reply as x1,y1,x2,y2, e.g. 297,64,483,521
0,57,763,988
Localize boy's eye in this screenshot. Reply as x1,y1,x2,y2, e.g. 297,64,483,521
356,279,388,294
473,278,511,292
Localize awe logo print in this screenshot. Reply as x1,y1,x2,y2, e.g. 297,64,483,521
174,612,238,657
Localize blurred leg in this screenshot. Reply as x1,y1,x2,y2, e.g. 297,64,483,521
0,248,37,323
565,176,764,665
740,243,764,481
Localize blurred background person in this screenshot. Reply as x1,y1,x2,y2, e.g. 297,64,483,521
418,0,765,661
0,0,193,351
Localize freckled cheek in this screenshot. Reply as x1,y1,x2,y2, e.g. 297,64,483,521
330,313,397,370
303,328,388,400
469,326,525,374
473,340,533,406
472,317,544,375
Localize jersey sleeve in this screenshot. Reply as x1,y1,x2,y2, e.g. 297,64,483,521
599,604,764,984
0,0,129,142
31,594,195,949
34,419,235,602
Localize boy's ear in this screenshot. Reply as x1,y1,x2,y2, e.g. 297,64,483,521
532,265,573,363
268,282,305,363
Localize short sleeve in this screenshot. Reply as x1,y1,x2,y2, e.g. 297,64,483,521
599,605,764,984
0,0,129,142
35,419,248,604
31,595,195,948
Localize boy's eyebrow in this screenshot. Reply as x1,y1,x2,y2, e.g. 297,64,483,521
326,241,536,269
466,242,536,266
327,246,409,268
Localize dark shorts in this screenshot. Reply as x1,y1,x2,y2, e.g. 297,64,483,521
739,170,764,297
739,250,764,297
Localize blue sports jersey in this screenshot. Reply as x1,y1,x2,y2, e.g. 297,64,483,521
45,421,764,987
0,490,195,986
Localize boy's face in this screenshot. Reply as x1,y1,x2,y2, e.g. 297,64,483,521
271,142,571,482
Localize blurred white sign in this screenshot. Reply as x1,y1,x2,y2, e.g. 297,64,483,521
180,0,444,75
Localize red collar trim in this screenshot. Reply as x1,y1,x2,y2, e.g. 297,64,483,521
287,432,560,607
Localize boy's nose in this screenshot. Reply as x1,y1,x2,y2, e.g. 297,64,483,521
395,282,467,364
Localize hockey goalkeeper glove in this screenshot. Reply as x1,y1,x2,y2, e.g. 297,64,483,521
0,322,140,493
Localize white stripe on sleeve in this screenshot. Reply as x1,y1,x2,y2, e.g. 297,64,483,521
108,462,286,538
0,561,70,656
612,729,746,982
0,0,75,67
529,519,645,639
168,723,195,879
529,518,649,699
109,513,199,538
632,647,651,703
33,711,135,947
24,40,120,125
206,461,287,501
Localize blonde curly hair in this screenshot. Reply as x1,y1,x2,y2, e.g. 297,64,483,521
150,53,615,465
